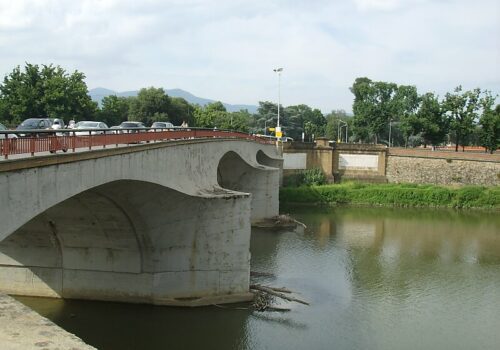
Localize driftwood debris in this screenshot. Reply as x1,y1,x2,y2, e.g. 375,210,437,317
250,284,309,306
252,214,307,230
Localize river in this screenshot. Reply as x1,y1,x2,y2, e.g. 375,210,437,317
16,206,500,350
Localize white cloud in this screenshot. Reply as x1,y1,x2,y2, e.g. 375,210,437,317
0,0,498,112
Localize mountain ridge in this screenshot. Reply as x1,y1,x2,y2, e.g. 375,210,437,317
89,87,258,113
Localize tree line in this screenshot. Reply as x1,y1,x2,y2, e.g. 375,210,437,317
1,64,498,152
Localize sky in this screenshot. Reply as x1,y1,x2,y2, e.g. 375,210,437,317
0,0,499,113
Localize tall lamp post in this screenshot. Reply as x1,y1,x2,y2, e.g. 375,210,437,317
273,68,283,130
338,119,348,143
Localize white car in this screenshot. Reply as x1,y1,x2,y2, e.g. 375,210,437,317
0,122,17,139
74,121,109,135
149,121,175,132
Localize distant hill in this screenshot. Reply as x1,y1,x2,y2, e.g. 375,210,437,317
89,87,258,113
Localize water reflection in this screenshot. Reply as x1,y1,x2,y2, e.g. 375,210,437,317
16,207,500,350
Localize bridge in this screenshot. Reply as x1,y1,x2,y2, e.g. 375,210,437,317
0,129,282,306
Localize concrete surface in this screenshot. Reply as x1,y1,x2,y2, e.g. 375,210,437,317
0,293,95,350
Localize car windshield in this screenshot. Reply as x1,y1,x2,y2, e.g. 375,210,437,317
19,119,41,127
0,124,6,131
76,122,100,128
120,122,142,128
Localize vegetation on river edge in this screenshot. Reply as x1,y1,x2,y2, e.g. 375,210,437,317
280,182,500,209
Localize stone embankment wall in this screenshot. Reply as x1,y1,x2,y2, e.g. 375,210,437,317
387,149,500,186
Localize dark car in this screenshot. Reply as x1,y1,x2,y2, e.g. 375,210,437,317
16,118,53,136
116,121,146,133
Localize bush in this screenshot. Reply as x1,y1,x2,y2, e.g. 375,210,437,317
283,168,326,187
302,168,326,186
280,183,500,209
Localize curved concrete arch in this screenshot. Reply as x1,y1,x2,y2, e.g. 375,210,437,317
0,179,253,304
217,150,279,222
0,139,279,242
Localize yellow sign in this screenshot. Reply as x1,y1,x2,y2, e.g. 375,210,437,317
276,131,283,138
268,127,275,131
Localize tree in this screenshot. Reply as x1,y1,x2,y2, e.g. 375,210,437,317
167,97,195,127
443,86,481,151
128,87,170,125
284,104,326,141
394,85,420,146
193,101,227,128
99,95,130,126
351,77,398,144
478,93,499,153
416,92,448,147
0,63,97,125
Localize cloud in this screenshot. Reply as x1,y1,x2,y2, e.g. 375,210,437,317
0,0,498,112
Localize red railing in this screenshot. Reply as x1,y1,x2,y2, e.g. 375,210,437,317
0,128,275,159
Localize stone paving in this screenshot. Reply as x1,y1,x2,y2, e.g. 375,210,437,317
0,294,95,350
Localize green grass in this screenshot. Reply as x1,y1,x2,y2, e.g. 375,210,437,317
280,183,500,210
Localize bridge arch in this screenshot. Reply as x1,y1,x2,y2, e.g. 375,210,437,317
218,150,280,222
0,139,281,305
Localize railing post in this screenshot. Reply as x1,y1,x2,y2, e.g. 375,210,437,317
88,130,92,150
30,137,35,156
3,138,8,159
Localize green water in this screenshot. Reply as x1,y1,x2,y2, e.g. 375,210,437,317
17,207,500,350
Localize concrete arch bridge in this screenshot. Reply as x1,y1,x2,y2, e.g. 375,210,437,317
0,137,282,306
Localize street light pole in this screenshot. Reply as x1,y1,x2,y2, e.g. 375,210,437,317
273,68,283,129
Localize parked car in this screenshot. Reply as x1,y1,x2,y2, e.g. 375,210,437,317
150,121,175,130
16,118,53,136
0,123,17,139
74,121,109,135
0,122,18,154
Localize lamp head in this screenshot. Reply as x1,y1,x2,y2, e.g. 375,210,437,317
273,68,283,73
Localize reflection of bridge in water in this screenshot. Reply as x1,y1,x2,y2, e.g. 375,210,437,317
0,132,282,306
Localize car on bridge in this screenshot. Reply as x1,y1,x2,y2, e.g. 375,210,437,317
16,118,53,137
149,122,175,131
74,121,109,135
113,121,146,133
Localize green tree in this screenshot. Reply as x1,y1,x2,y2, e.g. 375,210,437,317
351,78,399,143
325,110,348,141
285,104,326,141
394,85,420,146
99,95,130,126
478,93,499,153
443,86,481,151
0,63,97,125
168,97,195,126
417,92,448,147
128,87,170,125
193,101,227,128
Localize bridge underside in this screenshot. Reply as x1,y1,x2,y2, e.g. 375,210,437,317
0,181,253,306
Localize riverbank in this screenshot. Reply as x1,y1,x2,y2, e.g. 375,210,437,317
0,293,95,350
280,183,500,209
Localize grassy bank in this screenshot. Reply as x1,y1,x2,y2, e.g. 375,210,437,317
280,183,500,210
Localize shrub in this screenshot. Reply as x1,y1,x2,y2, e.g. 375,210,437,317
302,168,326,186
